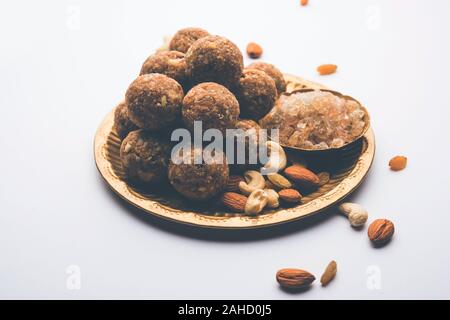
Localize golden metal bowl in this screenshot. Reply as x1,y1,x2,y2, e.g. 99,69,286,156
94,75,375,229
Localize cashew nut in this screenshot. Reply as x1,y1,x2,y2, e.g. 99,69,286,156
245,189,268,215
338,202,368,227
267,173,292,189
239,170,266,195
262,141,287,174
264,189,280,208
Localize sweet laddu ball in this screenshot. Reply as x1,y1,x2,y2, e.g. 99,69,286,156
120,130,171,184
185,35,244,88
126,74,184,131
168,146,229,201
230,119,261,171
235,68,277,120
247,62,286,95
113,101,138,139
182,82,240,134
140,51,188,88
169,27,210,53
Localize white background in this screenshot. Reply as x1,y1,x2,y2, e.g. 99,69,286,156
1,0,449,299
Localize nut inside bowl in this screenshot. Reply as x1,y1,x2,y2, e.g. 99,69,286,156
259,88,370,153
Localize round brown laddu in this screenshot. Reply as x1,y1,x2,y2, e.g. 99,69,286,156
169,27,210,53
185,35,244,88
182,82,240,134
113,101,138,140
120,130,171,185
140,51,188,88
126,74,184,131
247,62,286,95
229,119,261,172
168,146,229,201
234,68,277,120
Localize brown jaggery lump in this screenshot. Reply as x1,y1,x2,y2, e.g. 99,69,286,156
140,51,188,87
126,74,184,131
120,130,171,184
185,35,244,88
247,62,286,95
113,101,138,139
260,90,368,150
169,27,210,53
168,146,229,201
182,82,240,134
235,69,277,120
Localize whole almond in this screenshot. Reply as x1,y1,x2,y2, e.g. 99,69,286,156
320,260,337,287
221,192,247,212
225,175,245,192
246,42,263,59
276,268,315,289
317,64,337,75
368,219,395,245
278,189,302,204
284,165,320,187
389,156,407,171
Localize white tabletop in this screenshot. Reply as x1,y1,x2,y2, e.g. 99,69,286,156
1,0,449,299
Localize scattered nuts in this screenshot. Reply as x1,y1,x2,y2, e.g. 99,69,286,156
221,192,247,212
246,42,263,59
262,141,287,174
339,202,368,227
317,172,330,187
389,156,407,171
320,260,337,287
245,189,268,215
276,268,315,289
368,219,395,245
225,175,245,192
284,165,320,187
317,64,337,75
267,173,292,189
265,189,280,208
239,170,266,195
278,189,302,204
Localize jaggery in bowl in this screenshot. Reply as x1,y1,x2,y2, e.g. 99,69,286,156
259,88,370,154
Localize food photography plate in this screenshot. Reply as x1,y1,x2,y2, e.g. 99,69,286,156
94,74,375,229
5,0,450,303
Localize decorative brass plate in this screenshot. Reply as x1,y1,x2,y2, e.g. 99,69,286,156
94,75,375,229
